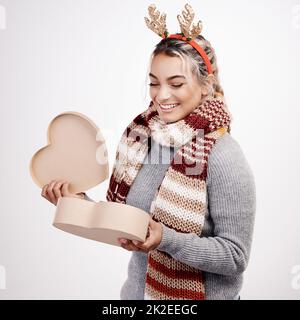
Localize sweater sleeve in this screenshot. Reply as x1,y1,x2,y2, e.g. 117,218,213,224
156,133,256,276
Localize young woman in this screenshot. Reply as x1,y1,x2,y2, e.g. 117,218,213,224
42,4,256,300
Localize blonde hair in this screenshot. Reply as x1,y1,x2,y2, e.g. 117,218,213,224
146,35,225,103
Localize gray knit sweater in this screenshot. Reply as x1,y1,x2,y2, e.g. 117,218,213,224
86,132,256,300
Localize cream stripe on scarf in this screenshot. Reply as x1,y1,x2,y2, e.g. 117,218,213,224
106,98,231,300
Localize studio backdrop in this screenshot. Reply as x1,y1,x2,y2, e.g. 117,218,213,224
0,0,299,299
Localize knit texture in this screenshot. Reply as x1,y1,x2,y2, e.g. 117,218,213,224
106,98,231,300
119,133,255,300
84,133,256,299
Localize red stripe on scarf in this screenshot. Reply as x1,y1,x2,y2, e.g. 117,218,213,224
146,274,205,300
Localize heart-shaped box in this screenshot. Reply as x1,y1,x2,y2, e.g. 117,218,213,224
29,112,150,247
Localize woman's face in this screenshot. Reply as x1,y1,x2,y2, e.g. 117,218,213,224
149,53,206,123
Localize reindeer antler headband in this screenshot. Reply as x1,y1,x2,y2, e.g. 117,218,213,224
144,3,213,75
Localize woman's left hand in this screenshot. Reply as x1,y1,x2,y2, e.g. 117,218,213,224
118,217,163,253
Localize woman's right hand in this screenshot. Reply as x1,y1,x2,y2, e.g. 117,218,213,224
41,180,85,206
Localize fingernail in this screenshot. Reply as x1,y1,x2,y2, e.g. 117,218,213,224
132,241,139,246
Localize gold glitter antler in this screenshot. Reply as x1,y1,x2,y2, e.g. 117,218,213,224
177,3,202,40
144,4,168,38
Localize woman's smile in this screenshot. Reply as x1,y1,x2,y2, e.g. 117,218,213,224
159,103,180,112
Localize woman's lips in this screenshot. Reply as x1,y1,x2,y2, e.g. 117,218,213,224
159,103,180,112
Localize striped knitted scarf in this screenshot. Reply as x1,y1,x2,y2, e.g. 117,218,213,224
106,98,231,300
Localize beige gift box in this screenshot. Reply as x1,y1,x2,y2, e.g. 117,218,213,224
29,112,150,247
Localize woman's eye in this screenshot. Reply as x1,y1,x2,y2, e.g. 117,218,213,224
148,83,183,88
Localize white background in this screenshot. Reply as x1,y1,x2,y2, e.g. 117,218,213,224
0,0,299,299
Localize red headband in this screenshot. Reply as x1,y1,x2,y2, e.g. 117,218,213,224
162,33,213,75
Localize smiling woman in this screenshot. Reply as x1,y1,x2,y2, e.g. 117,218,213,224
101,3,256,301
99,3,255,300
146,22,226,125
148,53,213,124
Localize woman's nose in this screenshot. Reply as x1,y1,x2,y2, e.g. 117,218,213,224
156,86,171,101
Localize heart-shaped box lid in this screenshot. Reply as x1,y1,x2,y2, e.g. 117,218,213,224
29,112,150,247
29,111,109,194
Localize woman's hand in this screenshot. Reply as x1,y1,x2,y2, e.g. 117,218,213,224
118,217,163,253
41,180,85,206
